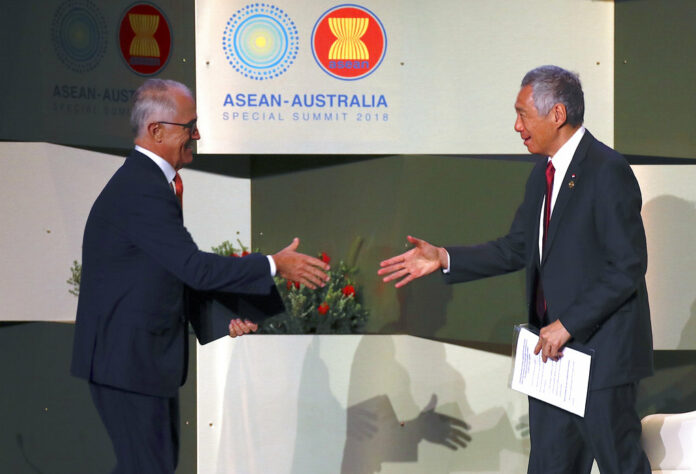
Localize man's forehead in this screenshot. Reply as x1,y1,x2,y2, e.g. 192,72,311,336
515,88,534,109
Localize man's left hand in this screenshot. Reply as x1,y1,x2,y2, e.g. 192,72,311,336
534,320,571,362
229,318,258,338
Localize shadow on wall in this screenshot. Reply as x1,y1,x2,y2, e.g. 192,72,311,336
290,337,345,473
641,195,696,350
637,195,696,416
339,336,470,474
340,272,529,472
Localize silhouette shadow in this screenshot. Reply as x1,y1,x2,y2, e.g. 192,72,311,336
641,195,696,350
290,337,344,473
637,195,696,416
341,273,529,472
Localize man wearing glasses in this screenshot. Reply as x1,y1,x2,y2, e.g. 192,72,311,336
71,79,330,473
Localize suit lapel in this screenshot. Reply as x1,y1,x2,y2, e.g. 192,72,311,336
542,131,594,264
128,149,183,217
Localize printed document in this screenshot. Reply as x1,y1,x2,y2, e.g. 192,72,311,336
510,326,592,417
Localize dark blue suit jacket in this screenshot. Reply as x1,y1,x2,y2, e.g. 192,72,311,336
71,150,274,397
445,131,653,390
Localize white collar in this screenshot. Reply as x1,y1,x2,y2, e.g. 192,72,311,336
548,126,586,170
135,145,177,183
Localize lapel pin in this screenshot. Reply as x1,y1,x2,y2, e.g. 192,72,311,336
568,173,576,189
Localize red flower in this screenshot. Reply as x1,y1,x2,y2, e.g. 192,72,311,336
242,250,250,257
342,285,356,297
318,302,329,315
294,281,300,289
321,252,331,264
286,280,293,290
230,253,240,257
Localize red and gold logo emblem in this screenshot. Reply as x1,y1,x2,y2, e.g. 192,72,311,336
118,3,171,76
311,4,386,81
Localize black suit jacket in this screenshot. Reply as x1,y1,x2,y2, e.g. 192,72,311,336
445,131,653,390
71,150,275,397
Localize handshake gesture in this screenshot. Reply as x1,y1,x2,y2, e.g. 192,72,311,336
378,235,448,288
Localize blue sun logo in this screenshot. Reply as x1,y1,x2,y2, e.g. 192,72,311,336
222,3,299,80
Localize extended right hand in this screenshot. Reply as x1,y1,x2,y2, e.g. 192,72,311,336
378,235,448,288
272,238,330,289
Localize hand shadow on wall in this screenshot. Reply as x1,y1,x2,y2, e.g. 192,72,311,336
341,274,528,473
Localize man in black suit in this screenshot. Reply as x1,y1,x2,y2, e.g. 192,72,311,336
71,78,330,473
378,65,653,473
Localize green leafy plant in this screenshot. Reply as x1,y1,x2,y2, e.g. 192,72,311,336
67,260,81,297
212,237,369,334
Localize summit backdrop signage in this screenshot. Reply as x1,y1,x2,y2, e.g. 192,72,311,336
195,0,613,154
1,0,194,149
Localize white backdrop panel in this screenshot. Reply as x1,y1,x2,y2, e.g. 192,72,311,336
0,142,250,321
633,165,696,350
197,335,530,473
195,0,613,154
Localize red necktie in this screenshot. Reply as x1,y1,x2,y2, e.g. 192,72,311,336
543,160,555,247
173,172,183,208
536,160,555,323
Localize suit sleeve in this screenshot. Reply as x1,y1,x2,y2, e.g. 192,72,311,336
444,207,528,283
125,183,273,294
558,157,648,342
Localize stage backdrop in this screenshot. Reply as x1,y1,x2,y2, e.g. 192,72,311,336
0,142,251,322
0,0,195,149
195,0,614,154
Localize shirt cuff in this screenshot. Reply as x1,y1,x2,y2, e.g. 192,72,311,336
442,250,451,274
267,255,277,277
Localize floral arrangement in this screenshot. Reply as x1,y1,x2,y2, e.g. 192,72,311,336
68,237,369,335
212,238,369,334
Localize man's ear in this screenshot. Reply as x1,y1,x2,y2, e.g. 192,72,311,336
552,103,568,129
147,122,163,143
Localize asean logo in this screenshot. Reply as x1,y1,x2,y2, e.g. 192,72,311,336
118,3,172,76
311,4,386,81
51,0,108,73
222,4,299,80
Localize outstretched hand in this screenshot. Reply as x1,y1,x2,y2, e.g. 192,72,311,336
378,235,448,288
417,394,471,450
273,237,330,289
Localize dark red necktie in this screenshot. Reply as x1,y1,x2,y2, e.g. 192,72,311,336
173,172,183,208
543,160,555,246
536,160,555,323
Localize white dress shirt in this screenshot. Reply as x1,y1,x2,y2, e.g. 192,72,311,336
538,126,585,261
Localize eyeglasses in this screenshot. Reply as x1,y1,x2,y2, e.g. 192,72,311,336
158,118,198,134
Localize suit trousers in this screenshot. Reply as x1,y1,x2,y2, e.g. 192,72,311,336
90,382,180,474
527,382,650,474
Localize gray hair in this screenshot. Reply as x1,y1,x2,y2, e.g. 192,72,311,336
130,79,193,136
521,65,584,127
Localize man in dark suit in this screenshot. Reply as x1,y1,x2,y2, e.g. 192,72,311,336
71,78,330,473
378,65,653,473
